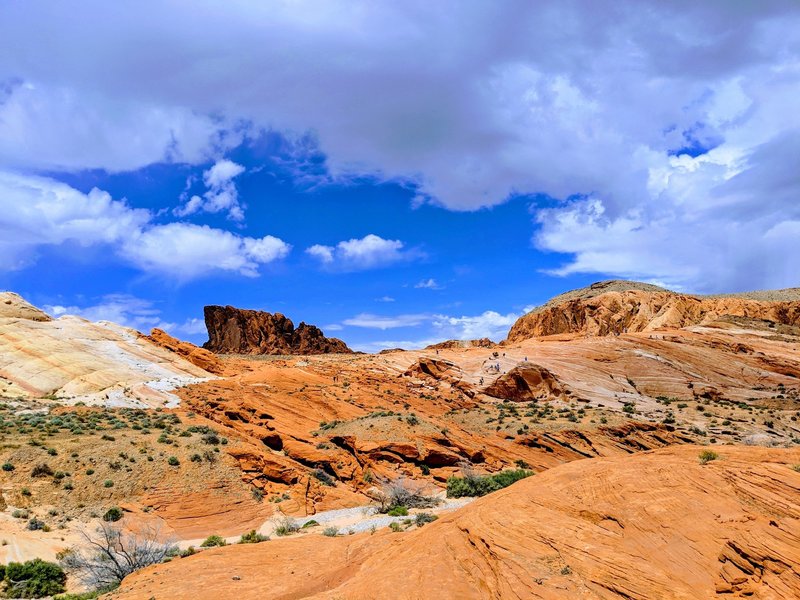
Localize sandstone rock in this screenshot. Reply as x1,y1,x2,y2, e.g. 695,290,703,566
483,363,565,401
203,305,352,355
114,445,800,600
508,280,800,341
145,328,225,375
426,338,496,350
0,293,213,405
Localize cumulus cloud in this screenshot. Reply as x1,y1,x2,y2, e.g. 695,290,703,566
43,294,173,332
306,234,420,271
121,223,290,280
343,308,521,352
340,308,519,339
2,2,800,289
342,313,429,330
0,170,290,279
175,159,247,221
43,294,209,336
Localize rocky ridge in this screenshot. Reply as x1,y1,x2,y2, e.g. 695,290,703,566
508,280,800,341
203,305,352,355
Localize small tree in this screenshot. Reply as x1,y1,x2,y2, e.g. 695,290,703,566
373,477,440,513
59,522,176,590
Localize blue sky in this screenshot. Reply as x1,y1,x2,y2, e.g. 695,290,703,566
1,1,799,351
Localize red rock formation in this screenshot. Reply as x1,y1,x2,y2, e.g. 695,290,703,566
145,328,225,375
114,445,800,600
483,363,565,401
426,338,496,350
508,281,800,341
202,305,352,355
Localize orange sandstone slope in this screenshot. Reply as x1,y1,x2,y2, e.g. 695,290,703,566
112,445,800,600
507,280,800,340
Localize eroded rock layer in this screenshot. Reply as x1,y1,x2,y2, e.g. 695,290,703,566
508,281,800,341
114,445,800,600
203,305,352,355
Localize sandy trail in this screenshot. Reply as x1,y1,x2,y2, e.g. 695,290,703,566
179,497,473,547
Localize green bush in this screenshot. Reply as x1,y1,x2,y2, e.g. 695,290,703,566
387,506,408,516
239,530,268,544
414,512,438,527
167,456,180,466
322,526,339,537
446,468,533,498
2,462,15,471
4,558,66,597
200,535,226,547
699,450,719,465
102,507,123,522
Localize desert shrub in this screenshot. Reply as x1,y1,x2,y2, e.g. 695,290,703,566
103,480,113,488
699,450,719,464
60,522,175,590
301,520,319,528
2,462,15,471
375,477,440,513
446,468,533,498
312,468,335,486
31,463,53,478
167,456,180,466
251,487,264,502
414,513,438,527
322,526,339,537
419,464,430,475
190,453,202,462
239,530,268,544
792,464,800,472
387,506,408,516
180,546,196,558
12,509,29,519
273,515,299,537
200,535,226,547
4,558,66,598
388,522,402,532
27,517,46,531
102,507,123,522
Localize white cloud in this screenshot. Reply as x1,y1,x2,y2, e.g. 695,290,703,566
2,3,800,289
0,170,290,279
175,159,247,221
340,308,520,340
376,296,395,302
43,294,173,332
306,234,420,271
121,223,290,280
0,170,149,270
414,278,442,290
342,313,429,330
431,310,519,341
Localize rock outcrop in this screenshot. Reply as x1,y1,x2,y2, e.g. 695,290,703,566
145,328,225,375
508,280,800,341
114,445,800,600
482,363,565,401
426,338,496,350
0,292,214,406
202,305,352,355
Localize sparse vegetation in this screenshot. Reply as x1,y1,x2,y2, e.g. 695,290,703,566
447,468,533,498
60,522,176,590
239,530,268,544
273,515,299,537
699,450,719,465
322,526,339,537
200,535,226,547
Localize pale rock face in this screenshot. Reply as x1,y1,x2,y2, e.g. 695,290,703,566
0,292,215,407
